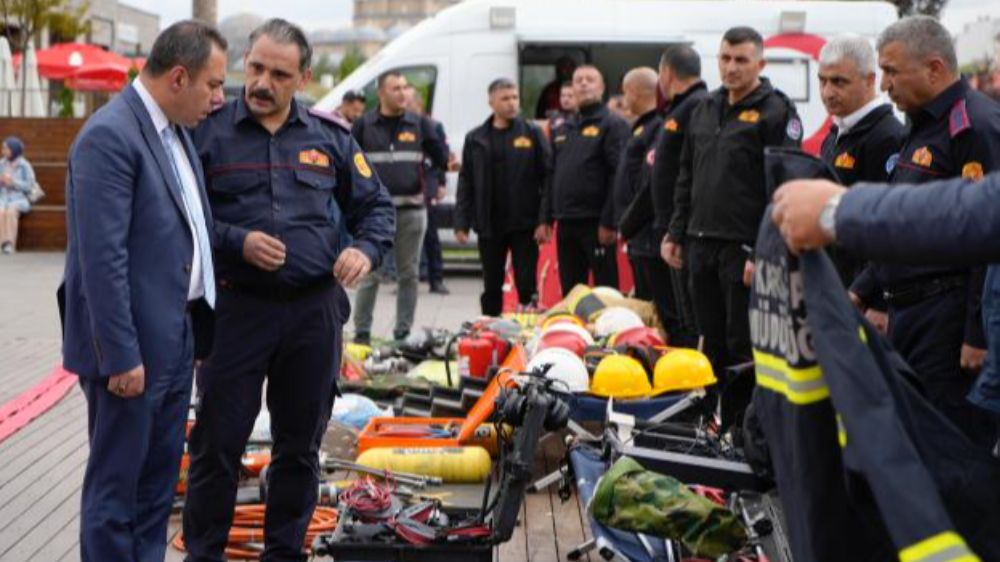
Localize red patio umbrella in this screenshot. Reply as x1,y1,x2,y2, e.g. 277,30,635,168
13,42,132,81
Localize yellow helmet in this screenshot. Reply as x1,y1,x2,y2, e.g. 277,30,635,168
653,349,717,393
590,355,652,399
540,312,584,331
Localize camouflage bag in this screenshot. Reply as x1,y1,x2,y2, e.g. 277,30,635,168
589,456,747,557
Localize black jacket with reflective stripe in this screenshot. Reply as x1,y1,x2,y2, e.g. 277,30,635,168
352,109,448,201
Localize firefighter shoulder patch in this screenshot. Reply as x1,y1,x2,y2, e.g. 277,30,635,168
354,152,373,178
738,110,760,123
911,146,933,168
962,161,984,182
786,118,803,141
582,125,601,137
885,153,900,174
513,135,533,149
299,149,330,168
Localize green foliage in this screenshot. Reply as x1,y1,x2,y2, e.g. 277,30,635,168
57,86,72,116
336,47,366,82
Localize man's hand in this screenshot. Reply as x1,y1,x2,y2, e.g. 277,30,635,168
848,291,863,311
771,179,847,254
534,224,552,245
743,260,754,288
435,186,446,203
243,231,286,271
662,240,683,269
455,230,469,245
960,344,987,374
447,152,460,172
598,226,617,247
865,309,889,335
107,364,145,398
333,248,371,289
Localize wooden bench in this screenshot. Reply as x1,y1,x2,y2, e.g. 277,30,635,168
0,118,84,251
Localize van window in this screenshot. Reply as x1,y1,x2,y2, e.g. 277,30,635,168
360,65,438,113
765,58,810,103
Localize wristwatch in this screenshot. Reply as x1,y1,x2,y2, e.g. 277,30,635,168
818,192,842,241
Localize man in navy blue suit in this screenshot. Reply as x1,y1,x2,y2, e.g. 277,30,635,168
61,20,227,562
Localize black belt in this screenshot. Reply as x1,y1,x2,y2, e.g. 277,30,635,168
218,278,335,302
883,274,966,308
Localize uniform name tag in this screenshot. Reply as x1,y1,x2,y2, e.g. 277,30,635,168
513,136,533,148
738,110,760,123
397,131,417,142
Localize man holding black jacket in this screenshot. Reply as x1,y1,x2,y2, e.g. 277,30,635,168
455,78,552,315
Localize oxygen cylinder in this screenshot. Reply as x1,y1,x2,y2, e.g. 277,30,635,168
355,446,493,483
458,336,494,378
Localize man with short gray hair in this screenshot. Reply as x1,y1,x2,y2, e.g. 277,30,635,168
855,15,1000,447
816,34,905,294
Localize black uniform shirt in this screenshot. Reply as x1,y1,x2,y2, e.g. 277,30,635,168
489,125,513,231
193,95,395,290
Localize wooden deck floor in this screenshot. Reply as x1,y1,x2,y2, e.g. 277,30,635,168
0,254,593,562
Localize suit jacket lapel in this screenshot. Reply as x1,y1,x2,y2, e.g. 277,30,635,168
121,86,187,220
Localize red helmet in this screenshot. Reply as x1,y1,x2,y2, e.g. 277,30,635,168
608,326,665,348
535,330,591,357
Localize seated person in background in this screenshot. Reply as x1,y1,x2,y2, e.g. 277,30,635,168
0,136,35,254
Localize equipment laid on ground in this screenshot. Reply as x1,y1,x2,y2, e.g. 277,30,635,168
526,347,590,393
590,354,653,398
312,372,571,562
594,306,645,338
355,446,493,484
653,349,717,393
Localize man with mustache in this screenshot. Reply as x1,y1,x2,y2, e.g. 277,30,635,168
181,19,394,561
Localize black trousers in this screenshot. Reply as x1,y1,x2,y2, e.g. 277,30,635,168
889,286,997,447
556,217,618,295
421,206,445,284
183,283,347,562
687,238,752,369
630,253,698,346
478,229,538,316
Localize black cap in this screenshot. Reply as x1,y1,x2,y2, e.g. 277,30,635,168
342,90,365,103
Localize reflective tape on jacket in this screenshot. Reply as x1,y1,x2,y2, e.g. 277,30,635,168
365,151,425,164
899,531,980,562
753,350,830,405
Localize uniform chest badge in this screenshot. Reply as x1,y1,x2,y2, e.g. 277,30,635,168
646,148,656,166
354,152,373,178
962,161,984,182
911,146,933,168
664,119,679,132
633,126,644,137
581,125,601,137
738,110,760,123
397,131,417,143
513,136,533,149
299,149,330,168
834,152,856,170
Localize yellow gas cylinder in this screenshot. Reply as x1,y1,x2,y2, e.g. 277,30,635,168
355,446,492,483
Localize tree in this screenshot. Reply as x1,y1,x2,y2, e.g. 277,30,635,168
886,0,948,17
336,47,366,83
0,0,89,115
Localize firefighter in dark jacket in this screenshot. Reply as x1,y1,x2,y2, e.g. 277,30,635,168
816,35,906,330
612,68,663,304
455,78,553,316
652,45,709,347
777,16,1000,448
351,70,448,343
550,65,630,294
663,27,802,369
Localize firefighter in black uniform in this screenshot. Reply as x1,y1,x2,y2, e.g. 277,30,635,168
351,70,448,343
613,67,663,304
816,35,906,326
854,16,999,446
550,65,630,294
182,20,395,561
663,27,802,369
651,45,709,348
455,78,553,316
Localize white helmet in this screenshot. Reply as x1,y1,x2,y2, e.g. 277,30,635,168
540,322,595,345
527,347,590,393
594,306,645,338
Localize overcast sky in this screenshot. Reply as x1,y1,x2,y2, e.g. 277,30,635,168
124,0,997,35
